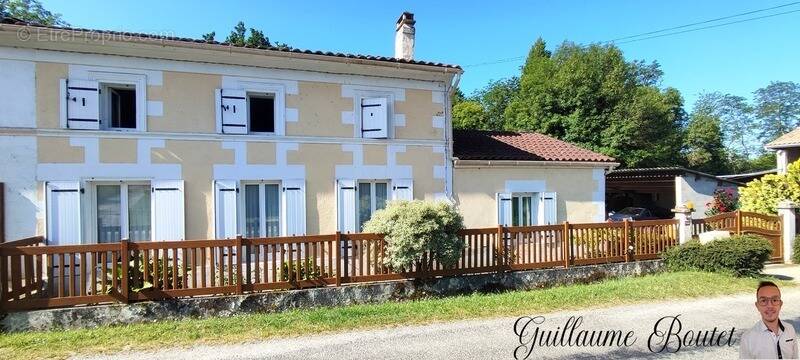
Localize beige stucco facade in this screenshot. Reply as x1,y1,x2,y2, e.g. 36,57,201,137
0,30,457,242
454,164,608,228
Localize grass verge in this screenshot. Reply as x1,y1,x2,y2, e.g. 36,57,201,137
0,271,792,359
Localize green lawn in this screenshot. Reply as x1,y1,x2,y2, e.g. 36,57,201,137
0,271,791,359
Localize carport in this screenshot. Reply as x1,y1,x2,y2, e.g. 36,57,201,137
605,167,742,219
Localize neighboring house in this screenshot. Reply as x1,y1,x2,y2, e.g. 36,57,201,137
606,167,742,219
452,130,618,227
766,127,800,174
0,13,463,244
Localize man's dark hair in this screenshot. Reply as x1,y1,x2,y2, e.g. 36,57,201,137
757,281,779,296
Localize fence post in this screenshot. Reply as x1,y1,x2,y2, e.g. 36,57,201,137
778,201,798,264
335,231,342,286
736,210,743,235
672,206,694,245
496,225,504,268
562,221,570,268
235,235,243,295
120,239,130,304
623,219,632,262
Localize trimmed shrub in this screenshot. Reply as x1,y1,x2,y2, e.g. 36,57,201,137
793,235,800,264
363,200,465,272
662,235,773,277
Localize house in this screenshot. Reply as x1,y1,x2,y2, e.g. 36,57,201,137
766,127,800,174
606,167,742,219
451,130,618,227
0,13,461,244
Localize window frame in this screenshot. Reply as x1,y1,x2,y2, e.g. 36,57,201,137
87,180,152,244
84,71,147,132
240,180,282,238
245,91,278,135
511,193,535,227
99,82,138,131
356,180,389,231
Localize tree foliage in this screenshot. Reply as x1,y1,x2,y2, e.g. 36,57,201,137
0,0,67,25
452,101,489,130
754,81,800,143
739,159,800,215
683,105,730,174
204,21,292,50
503,38,684,167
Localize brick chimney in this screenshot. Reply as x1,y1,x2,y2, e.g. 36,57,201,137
394,12,415,60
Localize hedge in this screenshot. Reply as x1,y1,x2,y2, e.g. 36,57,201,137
662,235,773,277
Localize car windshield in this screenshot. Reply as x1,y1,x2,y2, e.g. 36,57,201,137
617,207,644,215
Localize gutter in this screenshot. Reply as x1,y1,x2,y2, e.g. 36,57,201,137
454,159,620,170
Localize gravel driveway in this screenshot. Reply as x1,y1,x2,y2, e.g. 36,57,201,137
81,282,800,360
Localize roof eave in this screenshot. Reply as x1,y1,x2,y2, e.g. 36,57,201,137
0,24,464,75
454,158,620,169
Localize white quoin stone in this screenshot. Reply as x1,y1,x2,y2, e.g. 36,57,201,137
394,12,416,60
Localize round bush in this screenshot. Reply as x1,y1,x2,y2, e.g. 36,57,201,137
363,200,465,272
662,235,773,277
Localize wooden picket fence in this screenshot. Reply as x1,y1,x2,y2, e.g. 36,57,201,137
691,210,782,261
0,219,678,311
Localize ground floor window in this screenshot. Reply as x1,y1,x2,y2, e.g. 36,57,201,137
95,182,151,242
357,181,388,231
511,194,535,226
243,183,280,238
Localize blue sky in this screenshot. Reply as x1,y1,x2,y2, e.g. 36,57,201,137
42,0,800,110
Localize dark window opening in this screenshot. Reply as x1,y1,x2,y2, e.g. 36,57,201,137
249,95,275,133
109,87,136,129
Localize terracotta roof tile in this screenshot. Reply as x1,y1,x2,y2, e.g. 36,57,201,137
453,130,615,163
766,127,800,148
0,17,461,70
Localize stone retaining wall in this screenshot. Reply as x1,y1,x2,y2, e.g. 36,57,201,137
1,260,664,332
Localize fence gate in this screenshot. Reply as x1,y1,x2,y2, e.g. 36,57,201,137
692,211,783,262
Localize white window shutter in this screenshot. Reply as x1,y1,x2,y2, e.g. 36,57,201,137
281,179,306,236
497,192,512,226
541,192,558,225
66,79,100,130
152,180,185,241
391,179,413,201
531,193,541,225
214,180,238,239
361,97,388,138
337,179,357,233
219,89,247,134
46,181,82,246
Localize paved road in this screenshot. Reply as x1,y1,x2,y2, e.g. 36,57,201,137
83,284,800,360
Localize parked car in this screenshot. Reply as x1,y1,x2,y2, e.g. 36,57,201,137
607,207,659,221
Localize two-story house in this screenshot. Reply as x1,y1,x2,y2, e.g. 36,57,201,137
0,13,461,245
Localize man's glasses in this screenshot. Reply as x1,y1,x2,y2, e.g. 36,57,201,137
758,297,783,306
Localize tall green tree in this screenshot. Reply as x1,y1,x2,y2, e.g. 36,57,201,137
754,81,800,143
683,108,730,174
0,0,67,25
693,92,757,160
452,101,489,130
475,77,519,130
504,38,684,167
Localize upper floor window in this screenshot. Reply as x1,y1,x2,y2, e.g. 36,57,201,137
101,83,137,130
216,83,286,136
248,93,276,133
61,73,147,131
